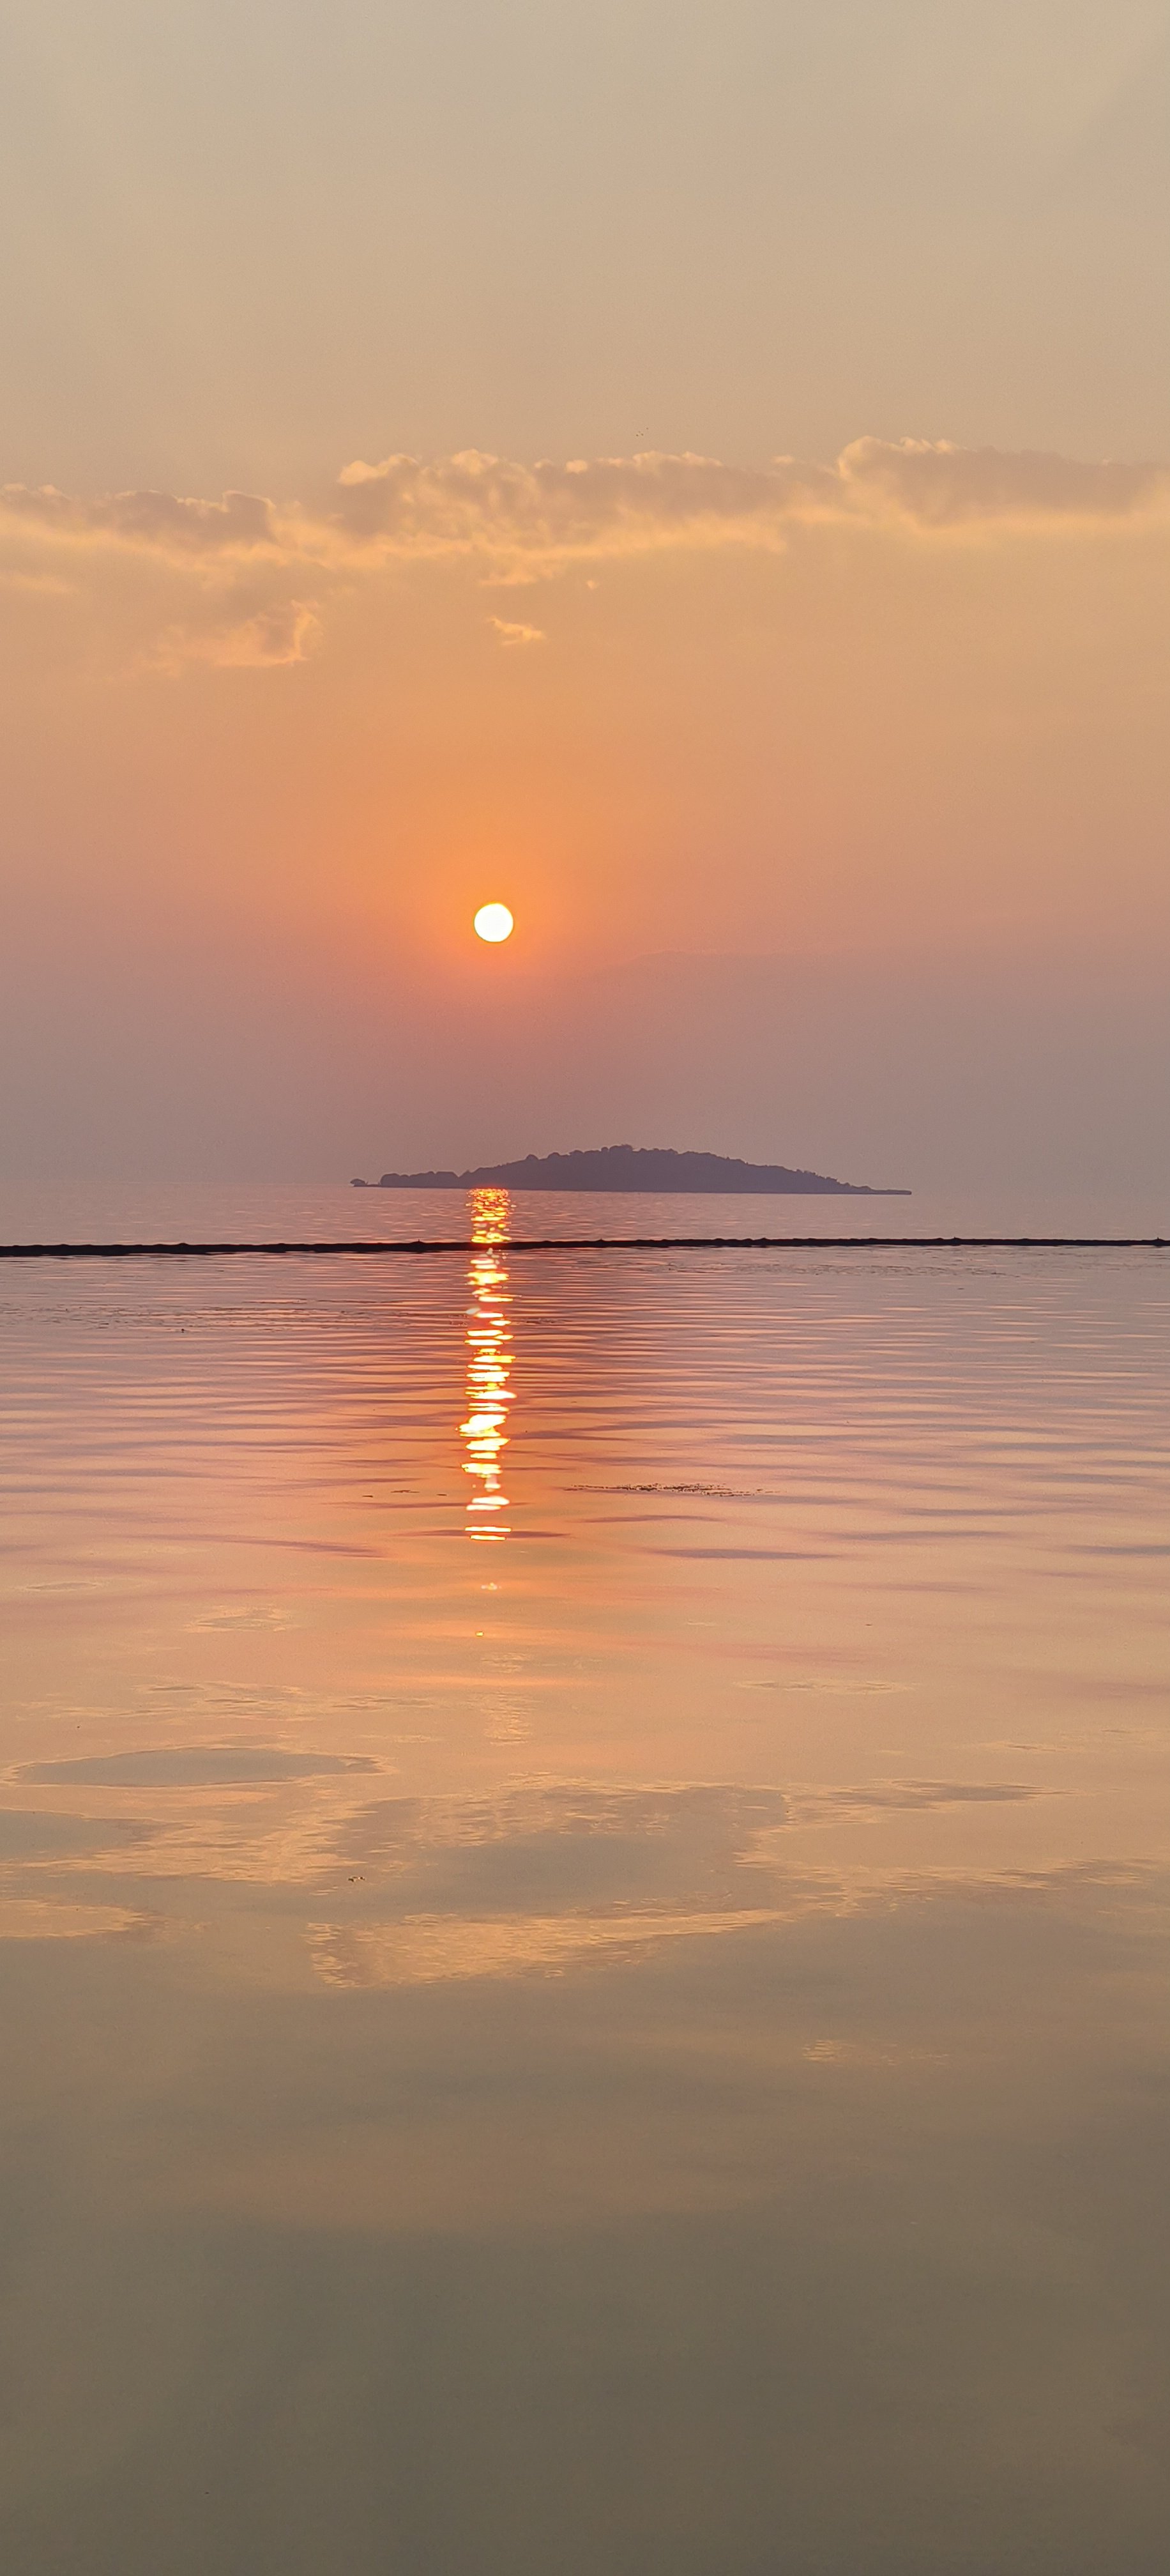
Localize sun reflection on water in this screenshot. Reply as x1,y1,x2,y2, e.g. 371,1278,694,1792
460,1188,513,1544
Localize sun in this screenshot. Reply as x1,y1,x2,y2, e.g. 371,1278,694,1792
473,901,514,944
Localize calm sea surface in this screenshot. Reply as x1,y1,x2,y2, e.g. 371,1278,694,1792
1,1188,1167,2573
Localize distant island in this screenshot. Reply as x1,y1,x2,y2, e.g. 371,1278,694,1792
352,1146,909,1195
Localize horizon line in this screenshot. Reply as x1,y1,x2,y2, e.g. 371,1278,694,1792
1,1238,1166,1261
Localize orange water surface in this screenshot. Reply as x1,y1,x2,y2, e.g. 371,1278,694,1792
1,1202,1167,2572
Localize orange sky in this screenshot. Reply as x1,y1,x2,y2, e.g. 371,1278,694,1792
1,4,1168,1186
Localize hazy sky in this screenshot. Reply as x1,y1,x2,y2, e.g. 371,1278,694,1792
2,1,1168,1186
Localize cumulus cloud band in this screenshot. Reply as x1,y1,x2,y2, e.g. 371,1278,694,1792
3,438,1165,674
3,438,1166,579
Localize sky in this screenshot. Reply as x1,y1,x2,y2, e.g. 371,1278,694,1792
1,0,1168,1191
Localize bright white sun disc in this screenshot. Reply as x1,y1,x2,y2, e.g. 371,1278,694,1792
474,902,514,944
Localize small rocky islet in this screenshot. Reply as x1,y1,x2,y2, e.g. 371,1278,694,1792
352,1144,908,1194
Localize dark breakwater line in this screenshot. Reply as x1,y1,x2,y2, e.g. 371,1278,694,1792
0,1239,1166,1260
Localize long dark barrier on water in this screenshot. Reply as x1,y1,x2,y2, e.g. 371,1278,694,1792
0,1238,1166,1259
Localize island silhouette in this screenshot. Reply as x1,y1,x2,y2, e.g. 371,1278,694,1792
353,1146,908,1195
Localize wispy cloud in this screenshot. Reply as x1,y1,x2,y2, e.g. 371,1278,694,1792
486,613,545,647
151,598,321,674
0,481,278,559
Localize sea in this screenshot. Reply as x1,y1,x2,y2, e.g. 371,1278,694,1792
1,1181,1167,2573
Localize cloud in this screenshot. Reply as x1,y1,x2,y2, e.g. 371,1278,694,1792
486,613,545,647
835,436,1164,526
3,441,1165,588
326,440,1169,570
152,599,321,674
331,447,798,567
0,481,278,559
2,440,1166,671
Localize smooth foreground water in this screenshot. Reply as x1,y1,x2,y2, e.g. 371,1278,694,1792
1,1195,1167,2573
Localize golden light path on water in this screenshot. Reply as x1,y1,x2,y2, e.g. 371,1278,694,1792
461,1188,513,1545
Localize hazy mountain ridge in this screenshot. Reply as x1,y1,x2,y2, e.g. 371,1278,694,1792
354,1144,909,1195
